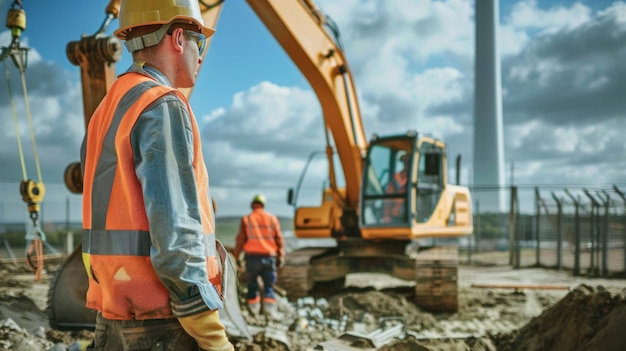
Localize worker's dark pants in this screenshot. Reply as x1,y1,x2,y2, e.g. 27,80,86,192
86,312,199,351
245,255,277,301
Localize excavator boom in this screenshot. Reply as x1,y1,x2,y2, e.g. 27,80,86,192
247,0,368,208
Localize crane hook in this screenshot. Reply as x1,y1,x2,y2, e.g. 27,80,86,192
21,179,47,282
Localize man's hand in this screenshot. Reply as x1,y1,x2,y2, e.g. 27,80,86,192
277,256,285,268
178,309,234,351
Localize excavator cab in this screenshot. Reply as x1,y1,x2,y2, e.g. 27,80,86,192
366,132,446,227
360,130,461,240
361,131,419,227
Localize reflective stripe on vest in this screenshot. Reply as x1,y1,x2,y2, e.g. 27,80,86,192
83,228,217,257
81,73,219,320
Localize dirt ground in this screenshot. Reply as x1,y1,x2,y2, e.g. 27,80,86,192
0,259,625,351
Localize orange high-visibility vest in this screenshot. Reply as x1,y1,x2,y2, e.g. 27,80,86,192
238,209,284,257
81,72,220,320
383,171,408,221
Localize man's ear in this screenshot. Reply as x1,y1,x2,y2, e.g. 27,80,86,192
169,27,185,53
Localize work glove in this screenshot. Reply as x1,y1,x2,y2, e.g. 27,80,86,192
277,256,285,268
178,309,234,351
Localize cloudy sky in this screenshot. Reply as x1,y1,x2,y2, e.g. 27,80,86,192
0,0,625,224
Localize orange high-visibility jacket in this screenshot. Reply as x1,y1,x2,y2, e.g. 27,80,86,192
234,208,285,258
81,72,220,320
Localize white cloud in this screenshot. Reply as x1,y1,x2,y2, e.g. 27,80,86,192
200,81,326,206
203,81,320,139
599,1,626,23
202,107,225,124
499,23,530,56
318,0,474,62
501,1,594,56
361,65,467,139
508,0,591,33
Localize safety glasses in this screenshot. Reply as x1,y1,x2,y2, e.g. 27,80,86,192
184,30,207,55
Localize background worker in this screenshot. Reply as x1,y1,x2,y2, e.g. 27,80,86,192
234,194,286,318
80,0,233,350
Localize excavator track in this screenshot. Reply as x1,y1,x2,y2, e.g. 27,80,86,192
278,243,460,314
414,246,459,313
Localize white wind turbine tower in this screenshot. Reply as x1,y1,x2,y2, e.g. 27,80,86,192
473,0,506,213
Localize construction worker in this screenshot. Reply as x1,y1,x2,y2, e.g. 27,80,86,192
234,194,286,318
80,1,233,350
383,152,410,223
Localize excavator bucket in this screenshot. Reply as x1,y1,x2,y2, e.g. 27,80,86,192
47,243,95,330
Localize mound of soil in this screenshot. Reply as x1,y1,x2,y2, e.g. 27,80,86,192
493,284,626,351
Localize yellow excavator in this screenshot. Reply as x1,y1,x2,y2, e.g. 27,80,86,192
249,1,473,314
43,0,473,331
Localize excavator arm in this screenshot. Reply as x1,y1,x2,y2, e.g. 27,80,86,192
247,0,367,209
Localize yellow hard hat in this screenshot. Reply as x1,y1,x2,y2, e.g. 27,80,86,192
114,0,215,41
251,194,266,206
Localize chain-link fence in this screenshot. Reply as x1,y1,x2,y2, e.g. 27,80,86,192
460,186,626,278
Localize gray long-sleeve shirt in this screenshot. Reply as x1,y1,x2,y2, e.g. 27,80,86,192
128,61,222,315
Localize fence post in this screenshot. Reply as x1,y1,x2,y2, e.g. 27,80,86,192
613,185,626,273
66,231,74,256
584,190,600,276
551,192,563,270
535,188,541,267
509,186,518,267
456,155,461,186
565,189,580,276
474,200,480,256
598,191,610,277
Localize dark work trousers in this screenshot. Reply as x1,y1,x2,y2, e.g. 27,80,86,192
86,312,199,351
245,255,277,300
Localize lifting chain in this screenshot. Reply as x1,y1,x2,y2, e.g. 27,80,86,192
2,0,46,281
